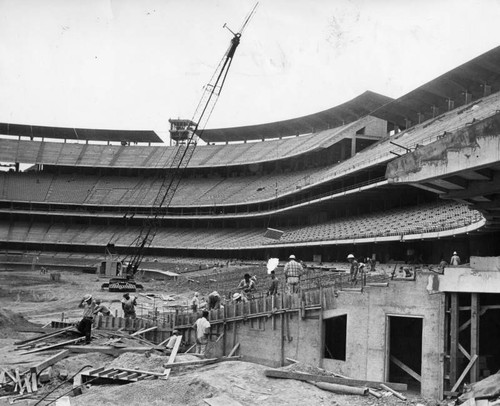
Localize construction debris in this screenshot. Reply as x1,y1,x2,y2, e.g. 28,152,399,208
264,369,408,391
459,371,500,403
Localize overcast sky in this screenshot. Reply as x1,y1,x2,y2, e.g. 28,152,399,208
0,0,499,141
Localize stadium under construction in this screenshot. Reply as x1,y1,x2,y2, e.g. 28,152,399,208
1,46,500,400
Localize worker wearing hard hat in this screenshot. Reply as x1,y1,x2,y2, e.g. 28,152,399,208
284,254,304,294
347,254,359,283
77,294,96,344
450,251,461,266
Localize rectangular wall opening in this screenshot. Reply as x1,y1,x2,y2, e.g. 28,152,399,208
324,315,347,361
388,315,423,392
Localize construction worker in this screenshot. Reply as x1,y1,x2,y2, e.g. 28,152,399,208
93,299,111,317
267,270,279,296
121,293,137,319
347,254,359,283
77,294,95,344
207,291,221,310
284,255,303,294
450,251,461,266
237,273,256,299
193,310,211,356
191,292,200,313
232,292,245,303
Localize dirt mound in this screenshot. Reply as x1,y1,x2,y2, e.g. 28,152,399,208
0,308,40,338
109,352,166,373
54,352,114,378
73,376,218,406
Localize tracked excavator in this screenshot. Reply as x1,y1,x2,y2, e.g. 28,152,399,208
101,5,258,292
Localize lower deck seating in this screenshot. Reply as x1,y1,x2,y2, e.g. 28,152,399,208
0,201,484,250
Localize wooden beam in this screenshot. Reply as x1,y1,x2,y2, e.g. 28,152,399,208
450,293,459,386
227,342,240,357
470,293,480,383
65,345,152,356
380,383,407,401
459,344,471,360
390,355,421,382
130,326,157,337
162,356,241,370
30,350,69,374
22,337,85,354
162,335,182,379
451,354,478,392
264,369,407,391
14,326,75,346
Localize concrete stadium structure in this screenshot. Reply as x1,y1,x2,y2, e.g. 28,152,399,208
1,46,500,400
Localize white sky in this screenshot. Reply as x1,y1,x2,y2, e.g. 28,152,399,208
0,0,499,141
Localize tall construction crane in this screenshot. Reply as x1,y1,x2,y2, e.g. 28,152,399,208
101,5,258,291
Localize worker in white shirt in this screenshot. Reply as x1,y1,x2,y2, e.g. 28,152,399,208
193,310,211,356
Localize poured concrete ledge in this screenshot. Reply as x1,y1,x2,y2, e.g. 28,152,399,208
437,268,500,293
386,113,500,183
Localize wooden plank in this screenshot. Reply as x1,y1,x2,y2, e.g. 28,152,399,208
65,345,152,356
130,325,158,337
31,350,69,374
97,369,117,377
184,343,196,353
470,293,480,383
227,343,240,357
380,383,407,400
22,337,84,354
264,369,407,391
109,367,171,377
162,356,241,370
24,374,32,394
31,371,38,392
450,292,459,386
451,354,478,392
459,343,471,360
390,355,421,382
14,326,75,346
162,335,182,379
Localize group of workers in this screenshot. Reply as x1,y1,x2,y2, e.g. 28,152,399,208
77,250,463,353
77,292,138,344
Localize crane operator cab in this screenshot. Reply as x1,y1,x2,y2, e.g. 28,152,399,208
98,260,143,292
168,118,198,146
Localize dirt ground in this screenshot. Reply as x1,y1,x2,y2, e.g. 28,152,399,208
0,268,443,406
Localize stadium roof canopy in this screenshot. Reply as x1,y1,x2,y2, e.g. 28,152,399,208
0,122,163,143
199,91,396,143
200,46,500,143
387,45,500,125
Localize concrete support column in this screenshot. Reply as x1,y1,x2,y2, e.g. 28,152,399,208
351,135,356,157
340,142,346,160
470,293,480,382
449,293,459,386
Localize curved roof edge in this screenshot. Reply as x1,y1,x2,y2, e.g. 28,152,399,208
0,122,163,143
199,91,394,143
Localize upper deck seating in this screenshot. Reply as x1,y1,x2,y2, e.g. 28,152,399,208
0,116,372,169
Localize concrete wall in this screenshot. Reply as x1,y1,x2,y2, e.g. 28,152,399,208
226,274,444,399
386,112,500,183
322,275,444,398
222,310,322,368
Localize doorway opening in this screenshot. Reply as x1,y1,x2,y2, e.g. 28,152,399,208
387,315,423,392
324,314,347,361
